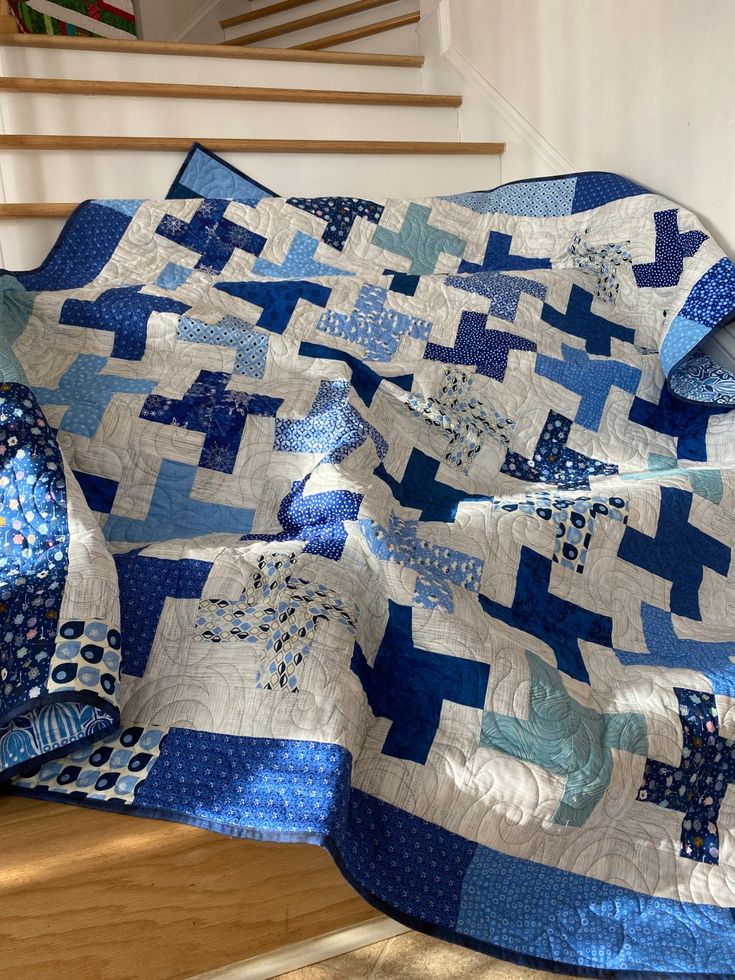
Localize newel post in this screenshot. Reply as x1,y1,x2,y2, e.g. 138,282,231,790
0,0,19,34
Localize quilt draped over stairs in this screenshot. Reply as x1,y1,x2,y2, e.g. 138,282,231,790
2,173,735,978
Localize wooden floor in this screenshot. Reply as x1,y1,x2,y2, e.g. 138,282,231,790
276,930,566,980
0,795,378,980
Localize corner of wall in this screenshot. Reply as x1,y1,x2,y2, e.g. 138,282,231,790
134,0,229,42
169,0,227,43
418,0,574,185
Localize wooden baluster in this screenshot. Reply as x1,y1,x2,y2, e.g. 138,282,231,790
0,0,19,34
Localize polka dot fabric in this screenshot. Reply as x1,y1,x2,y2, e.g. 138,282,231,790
0,385,68,716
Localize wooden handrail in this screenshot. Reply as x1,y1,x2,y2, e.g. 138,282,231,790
224,0,400,46
0,76,461,107
0,135,504,154
222,0,322,30
0,203,76,218
0,34,424,68
293,11,420,50
0,0,18,34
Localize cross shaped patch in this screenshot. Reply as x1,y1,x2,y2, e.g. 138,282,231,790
481,650,647,826
637,687,735,863
140,369,282,474
351,600,490,764
194,552,356,693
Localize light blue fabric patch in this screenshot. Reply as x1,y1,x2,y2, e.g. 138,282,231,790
168,144,276,204
156,262,193,290
457,845,735,974
660,314,711,375
96,199,145,217
442,177,577,216
103,459,255,542
0,276,34,383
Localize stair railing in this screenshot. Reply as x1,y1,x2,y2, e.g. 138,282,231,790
0,1,18,34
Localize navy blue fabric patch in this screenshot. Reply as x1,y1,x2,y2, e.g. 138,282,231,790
629,385,731,461
572,173,648,212
479,546,613,684
11,203,133,292
375,447,492,523
501,411,618,490
458,230,552,274
637,688,735,864
339,789,478,929
351,601,490,764
424,311,537,382
60,286,189,362
114,552,212,677
72,470,119,515
633,210,708,289
0,384,68,717
541,284,636,356
157,200,267,274
388,272,420,296
140,369,282,474
298,341,413,408
618,487,731,621
217,280,332,335
286,197,384,251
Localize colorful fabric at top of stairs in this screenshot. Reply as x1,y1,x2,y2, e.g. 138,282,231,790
9,0,136,38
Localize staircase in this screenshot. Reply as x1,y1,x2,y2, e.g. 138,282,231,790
0,0,505,269
221,0,421,52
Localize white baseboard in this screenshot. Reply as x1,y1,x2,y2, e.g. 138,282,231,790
442,43,573,177
419,0,573,182
188,916,410,980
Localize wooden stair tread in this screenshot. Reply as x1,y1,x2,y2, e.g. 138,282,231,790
0,136,504,153
0,203,76,218
222,0,323,30
0,76,461,107
0,33,424,68
293,10,420,50
224,0,401,47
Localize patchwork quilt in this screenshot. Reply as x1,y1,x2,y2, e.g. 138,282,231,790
2,170,735,978
9,0,137,38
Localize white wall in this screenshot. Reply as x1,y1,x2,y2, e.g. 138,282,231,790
439,0,735,255
133,0,202,40
133,0,245,42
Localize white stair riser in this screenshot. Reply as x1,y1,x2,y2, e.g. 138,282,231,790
0,148,501,268
0,47,424,93
328,24,420,55
222,0,406,41
226,0,377,33
0,147,499,200
0,10,506,272
224,0,417,48
0,94,459,141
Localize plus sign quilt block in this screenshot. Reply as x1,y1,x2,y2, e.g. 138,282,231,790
3,172,735,978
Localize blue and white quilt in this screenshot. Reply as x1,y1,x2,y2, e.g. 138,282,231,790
2,169,735,978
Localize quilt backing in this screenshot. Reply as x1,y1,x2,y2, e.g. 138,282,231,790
2,171,735,978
